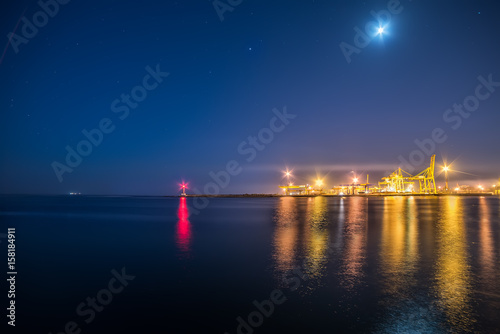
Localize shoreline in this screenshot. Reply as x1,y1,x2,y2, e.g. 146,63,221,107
179,192,495,198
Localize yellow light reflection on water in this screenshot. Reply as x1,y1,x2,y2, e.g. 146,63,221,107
478,197,495,289
379,196,419,298
340,197,368,290
434,196,474,330
304,196,329,282
273,196,331,289
273,197,299,275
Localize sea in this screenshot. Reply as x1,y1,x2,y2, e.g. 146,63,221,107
1,195,499,333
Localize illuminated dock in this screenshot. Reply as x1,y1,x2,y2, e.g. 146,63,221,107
279,155,498,196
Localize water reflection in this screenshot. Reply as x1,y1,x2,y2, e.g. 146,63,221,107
339,197,367,290
478,197,496,292
273,196,332,289
379,197,419,298
434,196,474,331
273,197,299,275
334,198,345,251
270,195,499,332
176,197,191,256
304,196,330,282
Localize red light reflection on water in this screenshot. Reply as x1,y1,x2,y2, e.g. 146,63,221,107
176,197,191,254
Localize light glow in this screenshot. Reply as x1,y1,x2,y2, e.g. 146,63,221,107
283,168,293,178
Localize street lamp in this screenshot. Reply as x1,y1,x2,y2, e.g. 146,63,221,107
442,166,449,192
315,179,323,187
283,169,292,185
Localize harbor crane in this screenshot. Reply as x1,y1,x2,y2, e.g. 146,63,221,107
379,154,437,194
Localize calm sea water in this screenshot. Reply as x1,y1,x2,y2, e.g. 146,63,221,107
1,195,499,333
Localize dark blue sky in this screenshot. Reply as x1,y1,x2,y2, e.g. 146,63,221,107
1,0,499,195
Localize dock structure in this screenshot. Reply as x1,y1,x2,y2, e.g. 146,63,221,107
279,184,311,195
278,155,440,196
378,155,437,194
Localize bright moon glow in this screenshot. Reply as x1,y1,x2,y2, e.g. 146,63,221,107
377,27,384,34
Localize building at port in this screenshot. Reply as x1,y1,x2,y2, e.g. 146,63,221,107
278,155,499,196
277,154,485,195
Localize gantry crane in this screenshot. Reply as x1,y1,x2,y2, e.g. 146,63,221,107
379,155,437,194
411,154,437,194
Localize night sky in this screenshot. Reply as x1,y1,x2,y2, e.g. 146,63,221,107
1,0,499,195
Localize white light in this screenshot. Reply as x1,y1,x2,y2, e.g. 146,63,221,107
377,27,384,34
